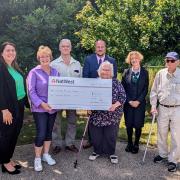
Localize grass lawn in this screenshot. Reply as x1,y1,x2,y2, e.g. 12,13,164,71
17,110,158,147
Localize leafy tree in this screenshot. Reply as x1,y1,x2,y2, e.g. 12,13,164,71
0,0,86,72
76,0,180,67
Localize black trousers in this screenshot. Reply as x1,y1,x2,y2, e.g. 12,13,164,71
89,123,119,155
126,127,142,145
0,98,25,164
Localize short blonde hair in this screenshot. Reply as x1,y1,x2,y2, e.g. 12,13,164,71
98,61,114,77
37,45,53,61
125,51,143,64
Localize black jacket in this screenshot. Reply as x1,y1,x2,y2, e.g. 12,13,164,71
0,62,29,121
121,67,149,128
121,67,149,103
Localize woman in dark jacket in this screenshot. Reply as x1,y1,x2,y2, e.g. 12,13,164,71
0,42,29,174
122,51,149,154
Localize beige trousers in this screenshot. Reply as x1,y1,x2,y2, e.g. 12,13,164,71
157,105,180,163
52,110,77,147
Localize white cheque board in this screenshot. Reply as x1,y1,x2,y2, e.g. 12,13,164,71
48,77,112,110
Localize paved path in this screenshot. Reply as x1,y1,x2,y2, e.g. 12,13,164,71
0,142,180,180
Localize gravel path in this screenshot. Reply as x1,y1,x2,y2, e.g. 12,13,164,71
0,142,180,180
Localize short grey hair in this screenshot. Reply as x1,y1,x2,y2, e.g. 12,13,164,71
59,39,72,48
98,61,114,77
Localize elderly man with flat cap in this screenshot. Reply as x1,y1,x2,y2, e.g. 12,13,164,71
150,52,180,172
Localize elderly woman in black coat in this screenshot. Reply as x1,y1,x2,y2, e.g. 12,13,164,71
88,61,126,164
122,51,149,154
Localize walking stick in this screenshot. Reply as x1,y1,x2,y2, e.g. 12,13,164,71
142,113,156,162
74,116,90,169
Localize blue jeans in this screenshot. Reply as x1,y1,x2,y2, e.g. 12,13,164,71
33,112,57,147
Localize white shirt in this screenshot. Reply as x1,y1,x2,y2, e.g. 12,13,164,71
50,56,82,77
150,68,180,108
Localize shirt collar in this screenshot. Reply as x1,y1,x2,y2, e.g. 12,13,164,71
59,56,76,64
173,68,180,77
35,65,54,74
132,67,140,73
35,65,42,69
166,68,179,78
96,55,105,62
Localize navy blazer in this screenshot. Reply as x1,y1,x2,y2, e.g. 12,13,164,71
83,53,117,78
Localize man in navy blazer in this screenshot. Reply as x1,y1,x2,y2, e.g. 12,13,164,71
83,40,117,78
82,40,118,149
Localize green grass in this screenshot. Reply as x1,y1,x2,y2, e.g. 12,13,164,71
17,110,158,147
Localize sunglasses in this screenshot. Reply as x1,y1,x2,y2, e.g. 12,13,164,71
165,59,176,63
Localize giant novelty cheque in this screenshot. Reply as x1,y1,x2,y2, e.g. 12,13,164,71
48,77,112,110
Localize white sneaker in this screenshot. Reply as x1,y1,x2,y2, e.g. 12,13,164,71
34,157,43,172
89,152,100,161
42,154,56,165
110,155,118,164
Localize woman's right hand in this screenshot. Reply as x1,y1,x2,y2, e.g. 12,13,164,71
41,102,52,112
2,109,13,125
87,110,92,115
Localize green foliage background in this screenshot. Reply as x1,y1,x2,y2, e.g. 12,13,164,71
0,0,180,73
1,0,177,145
76,0,180,69
0,0,87,73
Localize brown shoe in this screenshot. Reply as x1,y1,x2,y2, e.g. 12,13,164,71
52,146,61,155
83,141,92,149
65,145,78,153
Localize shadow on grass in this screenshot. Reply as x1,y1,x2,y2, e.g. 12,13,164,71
18,111,158,147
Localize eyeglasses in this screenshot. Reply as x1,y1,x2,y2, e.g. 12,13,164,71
165,59,176,63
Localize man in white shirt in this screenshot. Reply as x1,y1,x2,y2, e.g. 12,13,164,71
51,39,82,154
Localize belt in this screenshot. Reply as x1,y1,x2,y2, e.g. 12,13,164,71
160,103,180,108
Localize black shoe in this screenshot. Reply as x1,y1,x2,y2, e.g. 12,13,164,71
153,155,166,163
1,164,21,175
125,143,133,152
83,141,92,149
65,145,79,153
14,164,22,169
168,162,177,172
132,144,139,154
52,146,61,155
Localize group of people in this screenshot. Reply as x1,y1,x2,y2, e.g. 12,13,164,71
0,39,179,175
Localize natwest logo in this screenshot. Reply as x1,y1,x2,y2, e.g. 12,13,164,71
51,78,74,84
